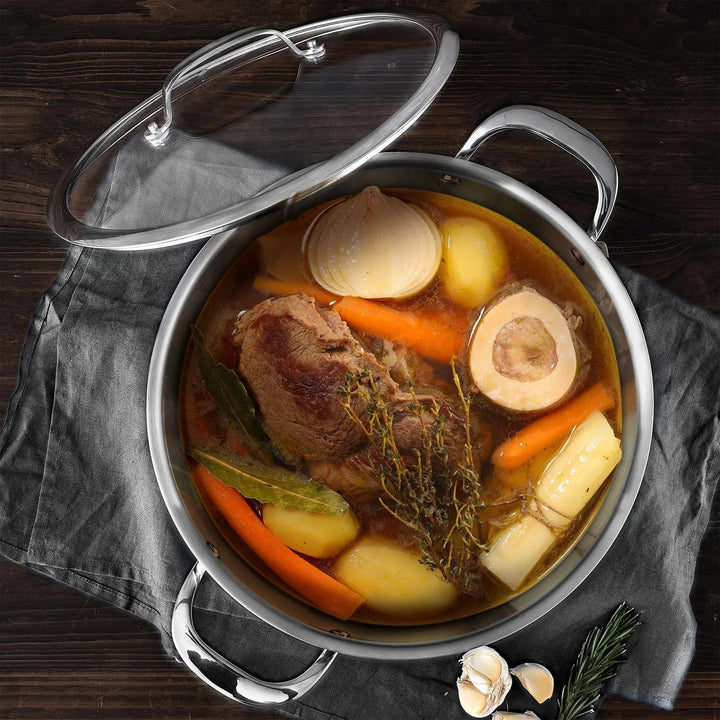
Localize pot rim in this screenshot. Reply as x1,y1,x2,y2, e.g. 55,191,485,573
147,150,653,660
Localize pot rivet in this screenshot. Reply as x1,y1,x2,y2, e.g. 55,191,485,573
569,247,586,265
441,174,462,184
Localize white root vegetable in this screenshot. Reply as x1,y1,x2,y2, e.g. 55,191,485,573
481,515,556,591
258,217,310,283
534,410,622,527
482,411,621,589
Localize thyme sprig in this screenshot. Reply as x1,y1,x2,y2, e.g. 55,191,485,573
558,602,641,720
338,364,489,593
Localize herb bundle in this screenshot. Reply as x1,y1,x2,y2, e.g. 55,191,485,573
339,366,488,594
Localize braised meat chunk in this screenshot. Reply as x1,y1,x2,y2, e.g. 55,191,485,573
232,293,399,462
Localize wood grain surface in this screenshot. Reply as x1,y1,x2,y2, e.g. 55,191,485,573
1,1,718,718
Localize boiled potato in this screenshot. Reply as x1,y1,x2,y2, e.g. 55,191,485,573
262,504,359,559
441,216,509,309
333,536,458,618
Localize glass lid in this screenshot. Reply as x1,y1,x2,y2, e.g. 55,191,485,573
47,13,459,250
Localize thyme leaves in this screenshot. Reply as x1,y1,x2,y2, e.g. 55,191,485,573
338,364,489,594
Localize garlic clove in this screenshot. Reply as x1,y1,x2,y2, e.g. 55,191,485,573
304,186,442,299
491,712,540,720
457,677,489,717
510,663,554,703
458,646,512,717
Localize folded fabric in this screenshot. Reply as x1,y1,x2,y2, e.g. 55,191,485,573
1,134,718,718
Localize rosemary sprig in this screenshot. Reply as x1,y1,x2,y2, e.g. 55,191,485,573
558,603,641,720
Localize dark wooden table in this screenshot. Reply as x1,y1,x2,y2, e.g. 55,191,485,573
1,2,718,718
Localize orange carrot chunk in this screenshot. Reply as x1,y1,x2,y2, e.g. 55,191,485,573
491,381,617,471
252,275,338,306
334,296,465,365
190,462,364,620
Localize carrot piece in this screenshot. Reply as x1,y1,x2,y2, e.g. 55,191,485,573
491,381,617,471
252,275,338,306
334,296,465,364
414,305,469,336
190,462,364,620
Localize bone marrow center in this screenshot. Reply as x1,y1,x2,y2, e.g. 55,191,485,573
492,316,558,382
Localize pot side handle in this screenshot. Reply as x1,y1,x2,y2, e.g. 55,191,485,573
171,562,337,707
456,105,618,246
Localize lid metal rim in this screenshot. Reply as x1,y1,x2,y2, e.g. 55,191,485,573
46,12,459,250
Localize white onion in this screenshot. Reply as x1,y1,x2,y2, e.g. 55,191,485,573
304,186,441,299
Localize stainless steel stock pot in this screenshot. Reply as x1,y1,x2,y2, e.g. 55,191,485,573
46,13,653,708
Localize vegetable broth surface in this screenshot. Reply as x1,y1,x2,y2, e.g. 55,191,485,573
179,189,621,625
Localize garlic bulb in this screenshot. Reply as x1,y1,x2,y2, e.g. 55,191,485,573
304,186,442,299
457,646,512,717
491,712,540,720
510,663,554,703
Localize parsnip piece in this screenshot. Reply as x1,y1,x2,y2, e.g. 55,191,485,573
333,536,458,618
482,411,621,589
535,410,622,527
482,516,556,591
262,504,358,559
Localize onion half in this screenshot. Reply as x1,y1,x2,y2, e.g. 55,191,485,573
304,186,442,299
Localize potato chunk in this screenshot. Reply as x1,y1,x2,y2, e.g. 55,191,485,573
440,216,508,309
333,536,458,618
262,504,359,559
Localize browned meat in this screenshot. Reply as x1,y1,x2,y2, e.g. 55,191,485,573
392,404,469,469
307,455,381,502
309,405,486,502
232,293,400,462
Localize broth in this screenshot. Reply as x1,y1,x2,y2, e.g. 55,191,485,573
179,189,621,625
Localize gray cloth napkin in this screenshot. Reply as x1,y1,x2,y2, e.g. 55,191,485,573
1,135,718,719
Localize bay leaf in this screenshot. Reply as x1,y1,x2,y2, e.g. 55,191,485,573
192,326,274,465
189,448,349,516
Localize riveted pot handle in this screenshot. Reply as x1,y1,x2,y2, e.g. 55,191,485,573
456,105,618,245
171,562,337,707
145,28,325,147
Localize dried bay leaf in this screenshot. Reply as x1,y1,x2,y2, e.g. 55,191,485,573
189,448,349,516
191,326,274,465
